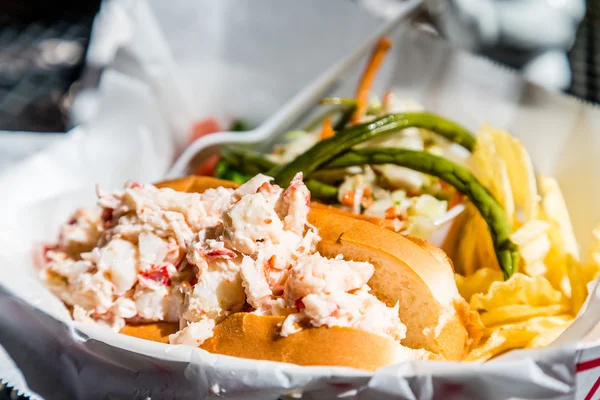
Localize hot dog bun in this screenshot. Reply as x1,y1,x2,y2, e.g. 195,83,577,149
200,313,440,370
121,176,482,369
121,321,178,343
307,208,482,360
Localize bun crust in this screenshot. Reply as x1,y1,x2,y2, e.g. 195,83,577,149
120,176,481,368
121,322,178,343
200,313,437,370
307,208,481,360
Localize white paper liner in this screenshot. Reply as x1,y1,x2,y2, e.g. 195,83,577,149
74,0,386,153
0,132,65,176
1,1,600,398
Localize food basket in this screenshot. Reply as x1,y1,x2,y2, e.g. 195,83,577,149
1,0,600,398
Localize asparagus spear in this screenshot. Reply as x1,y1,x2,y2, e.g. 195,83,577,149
270,112,475,186
324,148,519,279
305,179,339,202
222,146,277,171
214,159,252,183
217,147,340,200
217,118,516,277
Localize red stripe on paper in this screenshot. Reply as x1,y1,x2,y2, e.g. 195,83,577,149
584,376,600,400
578,357,600,373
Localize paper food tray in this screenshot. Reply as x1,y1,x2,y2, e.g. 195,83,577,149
2,0,600,399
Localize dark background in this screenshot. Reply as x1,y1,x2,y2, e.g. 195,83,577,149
0,0,597,133
0,0,101,132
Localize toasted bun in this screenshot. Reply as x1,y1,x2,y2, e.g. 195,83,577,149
307,208,482,360
155,176,239,192
121,176,482,368
121,322,178,343
310,202,401,231
200,313,440,370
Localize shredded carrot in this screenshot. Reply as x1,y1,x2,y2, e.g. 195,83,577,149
440,181,451,190
341,190,355,207
362,197,374,209
448,192,464,209
351,37,393,124
319,115,335,140
360,187,374,208
382,90,393,110
385,206,398,220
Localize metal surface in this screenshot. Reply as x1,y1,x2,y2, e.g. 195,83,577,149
0,9,97,132
568,0,600,104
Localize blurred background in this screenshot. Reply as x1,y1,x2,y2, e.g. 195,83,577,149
0,0,100,132
0,0,596,134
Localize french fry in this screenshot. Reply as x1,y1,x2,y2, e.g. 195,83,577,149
351,37,392,124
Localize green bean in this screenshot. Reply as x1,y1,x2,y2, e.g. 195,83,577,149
224,146,276,171
270,112,475,186
219,147,337,201
220,147,273,177
219,147,243,166
309,168,350,185
214,159,231,180
305,179,339,202
214,159,251,183
226,170,252,184
333,105,356,131
218,147,268,180
269,115,396,184
324,148,519,279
